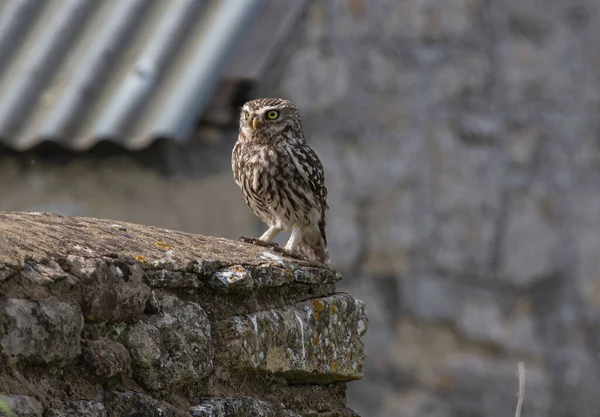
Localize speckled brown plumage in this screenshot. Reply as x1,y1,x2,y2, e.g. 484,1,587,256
232,98,329,264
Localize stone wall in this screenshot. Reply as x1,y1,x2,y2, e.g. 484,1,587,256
257,1,600,416
2,1,600,416
0,212,367,417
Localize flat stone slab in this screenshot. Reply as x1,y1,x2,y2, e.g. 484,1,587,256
0,212,336,276
216,293,368,384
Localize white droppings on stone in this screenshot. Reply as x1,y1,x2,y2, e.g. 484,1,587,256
28,211,42,215
293,312,306,366
268,311,280,330
214,267,248,285
217,269,234,280
260,251,284,263
286,347,295,363
232,316,246,333
357,320,366,335
73,244,94,254
251,315,259,334
115,266,123,278
165,250,174,257
190,406,208,412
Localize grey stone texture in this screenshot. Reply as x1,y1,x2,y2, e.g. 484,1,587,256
215,293,367,384
125,294,213,392
0,395,43,417
0,212,365,416
1,0,600,416
190,397,301,417
256,1,600,416
82,338,132,381
0,297,83,364
45,401,107,417
68,256,151,324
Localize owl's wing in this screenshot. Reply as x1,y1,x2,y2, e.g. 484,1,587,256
232,142,243,187
285,143,328,211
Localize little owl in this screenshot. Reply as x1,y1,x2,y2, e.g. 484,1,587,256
232,97,329,264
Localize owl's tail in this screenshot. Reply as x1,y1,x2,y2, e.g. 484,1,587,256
298,227,330,265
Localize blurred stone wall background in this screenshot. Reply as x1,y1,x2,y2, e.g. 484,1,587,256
263,1,600,416
1,0,600,416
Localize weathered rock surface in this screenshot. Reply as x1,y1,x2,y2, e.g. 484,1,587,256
216,294,367,384
0,212,366,416
1,0,599,415
190,397,300,417
82,338,132,380
68,256,151,324
0,297,83,364
105,391,189,417
0,395,43,417
125,294,213,391
45,400,107,417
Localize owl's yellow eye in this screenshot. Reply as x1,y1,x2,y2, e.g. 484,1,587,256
244,112,249,120
266,110,279,120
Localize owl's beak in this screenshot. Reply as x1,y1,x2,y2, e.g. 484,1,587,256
251,117,264,131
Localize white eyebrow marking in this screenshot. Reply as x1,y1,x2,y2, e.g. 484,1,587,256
258,106,281,113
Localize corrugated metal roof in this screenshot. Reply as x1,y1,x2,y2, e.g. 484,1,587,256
0,0,265,151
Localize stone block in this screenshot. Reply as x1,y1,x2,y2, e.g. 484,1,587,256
67,256,150,323
125,294,212,391
216,294,367,384
402,275,540,354
429,123,503,275
82,338,131,380
500,191,561,286
0,298,83,364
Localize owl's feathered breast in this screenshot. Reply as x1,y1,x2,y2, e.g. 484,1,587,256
232,132,328,234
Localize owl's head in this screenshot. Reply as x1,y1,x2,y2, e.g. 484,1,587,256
239,97,302,142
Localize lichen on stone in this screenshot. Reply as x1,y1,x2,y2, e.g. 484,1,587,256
0,212,367,416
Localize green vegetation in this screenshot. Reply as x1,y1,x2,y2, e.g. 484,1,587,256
0,398,16,417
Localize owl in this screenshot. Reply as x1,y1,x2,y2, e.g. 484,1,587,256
232,97,329,264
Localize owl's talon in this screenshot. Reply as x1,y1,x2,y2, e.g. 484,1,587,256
239,237,280,249
271,246,306,261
